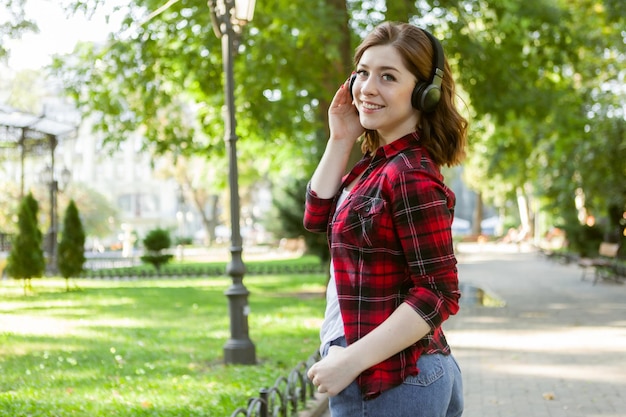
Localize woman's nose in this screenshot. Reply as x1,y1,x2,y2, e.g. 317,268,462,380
359,77,377,96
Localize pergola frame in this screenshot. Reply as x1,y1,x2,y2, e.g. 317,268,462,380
0,104,76,196
0,104,77,270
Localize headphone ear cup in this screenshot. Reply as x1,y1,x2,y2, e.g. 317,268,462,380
349,74,357,100
411,82,427,110
412,82,441,113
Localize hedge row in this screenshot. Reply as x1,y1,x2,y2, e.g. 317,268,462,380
81,262,326,279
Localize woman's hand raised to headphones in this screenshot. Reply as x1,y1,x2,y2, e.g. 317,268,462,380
328,77,364,145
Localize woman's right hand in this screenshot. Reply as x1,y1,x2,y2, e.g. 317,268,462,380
328,77,364,145
308,77,364,198
307,345,361,397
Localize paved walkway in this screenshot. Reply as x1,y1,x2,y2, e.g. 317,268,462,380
312,243,626,417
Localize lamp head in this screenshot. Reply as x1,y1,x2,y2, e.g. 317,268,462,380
234,0,255,23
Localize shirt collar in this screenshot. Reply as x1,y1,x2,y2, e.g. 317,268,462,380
345,131,422,188
377,131,421,159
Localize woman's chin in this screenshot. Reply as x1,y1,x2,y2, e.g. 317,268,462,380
358,118,378,131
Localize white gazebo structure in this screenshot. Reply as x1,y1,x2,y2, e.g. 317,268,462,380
0,104,77,270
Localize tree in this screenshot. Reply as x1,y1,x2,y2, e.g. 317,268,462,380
0,0,37,62
140,228,173,271
58,200,86,291
51,0,353,176
51,0,354,255
153,154,224,246
62,183,119,239
433,0,625,239
2,69,46,113
267,177,330,267
0,180,21,234
6,192,45,293
49,0,625,248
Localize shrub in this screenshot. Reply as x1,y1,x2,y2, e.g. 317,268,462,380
58,200,86,290
6,193,45,292
561,223,604,257
140,228,173,271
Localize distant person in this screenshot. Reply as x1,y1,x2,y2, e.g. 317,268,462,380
304,22,467,416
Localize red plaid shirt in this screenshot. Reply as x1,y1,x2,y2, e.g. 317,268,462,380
304,132,460,399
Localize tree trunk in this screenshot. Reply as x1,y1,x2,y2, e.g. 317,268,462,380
472,191,483,236
191,192,218,246
516,186,532,240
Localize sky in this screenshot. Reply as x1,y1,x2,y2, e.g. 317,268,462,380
5,0,122,71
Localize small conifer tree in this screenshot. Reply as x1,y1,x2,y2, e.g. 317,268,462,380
58,200,86,291
6,193,45,293
270,177,330,266
140,228,173,271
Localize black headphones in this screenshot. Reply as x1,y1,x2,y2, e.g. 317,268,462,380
350,28,445,113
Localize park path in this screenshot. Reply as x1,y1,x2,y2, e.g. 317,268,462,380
310,243,626,417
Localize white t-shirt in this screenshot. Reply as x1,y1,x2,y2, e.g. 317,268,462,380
319,188,349,354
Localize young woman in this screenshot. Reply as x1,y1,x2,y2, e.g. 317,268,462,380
304,22,467,417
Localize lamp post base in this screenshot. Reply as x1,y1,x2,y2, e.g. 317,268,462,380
223,279,256,365
224,339,256,365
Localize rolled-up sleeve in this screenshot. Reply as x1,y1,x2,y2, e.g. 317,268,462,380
391,170,460,330
303,182,334,233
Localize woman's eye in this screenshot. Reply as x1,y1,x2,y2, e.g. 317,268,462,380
356,69,368,78
382,74,396,81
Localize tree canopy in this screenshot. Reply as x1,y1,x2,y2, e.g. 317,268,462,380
44,0,626,243
0,0,37,62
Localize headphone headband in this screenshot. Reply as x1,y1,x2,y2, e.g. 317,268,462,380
412,28,445,112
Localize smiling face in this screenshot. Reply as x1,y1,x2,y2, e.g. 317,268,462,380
353,44,420,145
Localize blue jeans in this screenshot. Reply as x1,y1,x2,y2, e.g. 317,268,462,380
323,337,463,417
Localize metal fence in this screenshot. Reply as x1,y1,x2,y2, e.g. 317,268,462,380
229,351,321,417
80,254,325,279
0,233,12,252
84,254,141,270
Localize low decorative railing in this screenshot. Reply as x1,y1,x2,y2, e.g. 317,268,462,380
229,351,321,417
80,261,325,279
0,233,13,252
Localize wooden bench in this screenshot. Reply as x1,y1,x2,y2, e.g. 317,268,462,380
594,249,626,284
578,242,622,285
603,261,626,284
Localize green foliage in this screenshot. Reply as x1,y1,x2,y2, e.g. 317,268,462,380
58,200,86,288
81,255,325,278
6,193,45,292
560,224,604,258
140,253,173,272
65,183,119,238
142,228,172,251
0,271,326,416
140,228,174,271
50,0,353,188
0,0,38,61
0,180,20,234
440,0,625,233
266,177,330,267
1,69,45,112
46,0,625,242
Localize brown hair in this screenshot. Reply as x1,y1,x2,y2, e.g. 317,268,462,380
354,22,467,166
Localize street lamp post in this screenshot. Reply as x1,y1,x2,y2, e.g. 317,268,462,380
40,164,71,274
208,0,256,365
42,165,57,272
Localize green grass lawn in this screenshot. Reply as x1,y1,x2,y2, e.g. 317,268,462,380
0,262,327,416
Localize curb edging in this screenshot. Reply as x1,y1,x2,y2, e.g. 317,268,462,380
299,393,328,417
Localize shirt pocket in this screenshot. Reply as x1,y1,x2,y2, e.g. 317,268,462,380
348,195,387,247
